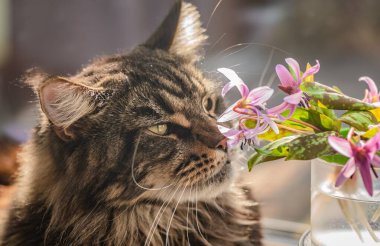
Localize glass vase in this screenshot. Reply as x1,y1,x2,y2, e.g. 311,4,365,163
311,158,380,246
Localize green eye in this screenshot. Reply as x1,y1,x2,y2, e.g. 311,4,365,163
148,124,168,135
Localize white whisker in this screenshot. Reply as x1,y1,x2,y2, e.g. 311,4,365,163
209,33,226,51
259,49,275,86
144,183,182,246
186,184,193,246
132,131,173,191
195,186,212,246
165,182,189,246
206,0,223,29
228,63,242,69
216,42,292,58
266,72,277,87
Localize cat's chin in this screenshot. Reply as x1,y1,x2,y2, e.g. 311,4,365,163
174,161,234,202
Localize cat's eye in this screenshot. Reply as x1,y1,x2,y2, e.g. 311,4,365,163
202,97,214,112
148,124,168,135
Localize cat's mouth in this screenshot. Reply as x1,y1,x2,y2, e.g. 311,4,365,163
204,159,231,184
170,151,233,201
175,151,230,181
169,159,232,202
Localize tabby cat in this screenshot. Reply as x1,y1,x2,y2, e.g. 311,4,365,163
0,1,261,245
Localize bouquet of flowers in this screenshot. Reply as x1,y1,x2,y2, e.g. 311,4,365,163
217,58,380,196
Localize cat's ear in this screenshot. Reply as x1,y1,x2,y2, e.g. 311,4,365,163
26,71,103,140
144,0,207,63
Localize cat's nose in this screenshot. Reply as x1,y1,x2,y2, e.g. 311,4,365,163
193,121,226,150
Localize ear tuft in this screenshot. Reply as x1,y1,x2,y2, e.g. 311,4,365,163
39,78,101,129
144,1,208,63
169,2,208,62
24,67,50,93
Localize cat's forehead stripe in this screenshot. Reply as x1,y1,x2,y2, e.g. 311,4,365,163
170,113,191,128
151,91,176,115
152,75,183,95
169,64,206,93
150,62,200,95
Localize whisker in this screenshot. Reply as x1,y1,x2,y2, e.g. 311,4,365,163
222,44,251,59
144,183,182,246
259,49,275,86
186,184,193,246
206,0,223,29
195,186,212,246
216,42,292,58
209,33,226,51
132,131,173,191
228,63,242,69
165,182,189,246
266,72,277,87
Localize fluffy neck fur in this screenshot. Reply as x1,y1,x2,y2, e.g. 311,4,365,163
3,124,260,246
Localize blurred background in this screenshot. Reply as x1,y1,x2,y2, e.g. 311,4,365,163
1,0,380,245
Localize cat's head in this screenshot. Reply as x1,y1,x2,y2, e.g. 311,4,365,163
27,1,233,207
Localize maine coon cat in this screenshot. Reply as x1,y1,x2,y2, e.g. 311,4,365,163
1,1,261,245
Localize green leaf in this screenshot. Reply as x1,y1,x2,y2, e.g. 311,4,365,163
291,108,340,132
339,127,350,138
258,127,294,141
314,101,337,120
339,111,378,131
320,155,349,165
247,136,299,171
301,82,375,110
301,81,342,94
258,118,313,142
286,131,338,160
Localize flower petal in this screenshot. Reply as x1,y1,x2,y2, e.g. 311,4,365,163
358,158,373,196
218,68,249,97
263,115,279,134
359,76,378,100
217,102,241,122
245,122,269,140
247,86,274,106
335,158,356,187
328,136,353,157
301,60,320,81
285,58,301,80
217,125,240,138
372,155,380,167
364,132,380,154
267,102,289,115
277,104,297,121
275,64,296,87
283,90,303,105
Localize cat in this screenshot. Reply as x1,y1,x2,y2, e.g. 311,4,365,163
0,1,261,245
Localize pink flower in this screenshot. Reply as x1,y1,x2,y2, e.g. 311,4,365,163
217,119,269,147
328,133,380,196
268,58,320,120
359,76,380,105
217,68,274,123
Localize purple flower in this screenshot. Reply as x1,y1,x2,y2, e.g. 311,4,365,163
359,76,380,105
217,119,270,147
268,58,320,120
217,68,274,123
328,133,380,196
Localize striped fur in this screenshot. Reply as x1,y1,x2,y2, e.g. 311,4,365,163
1,1,261,245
